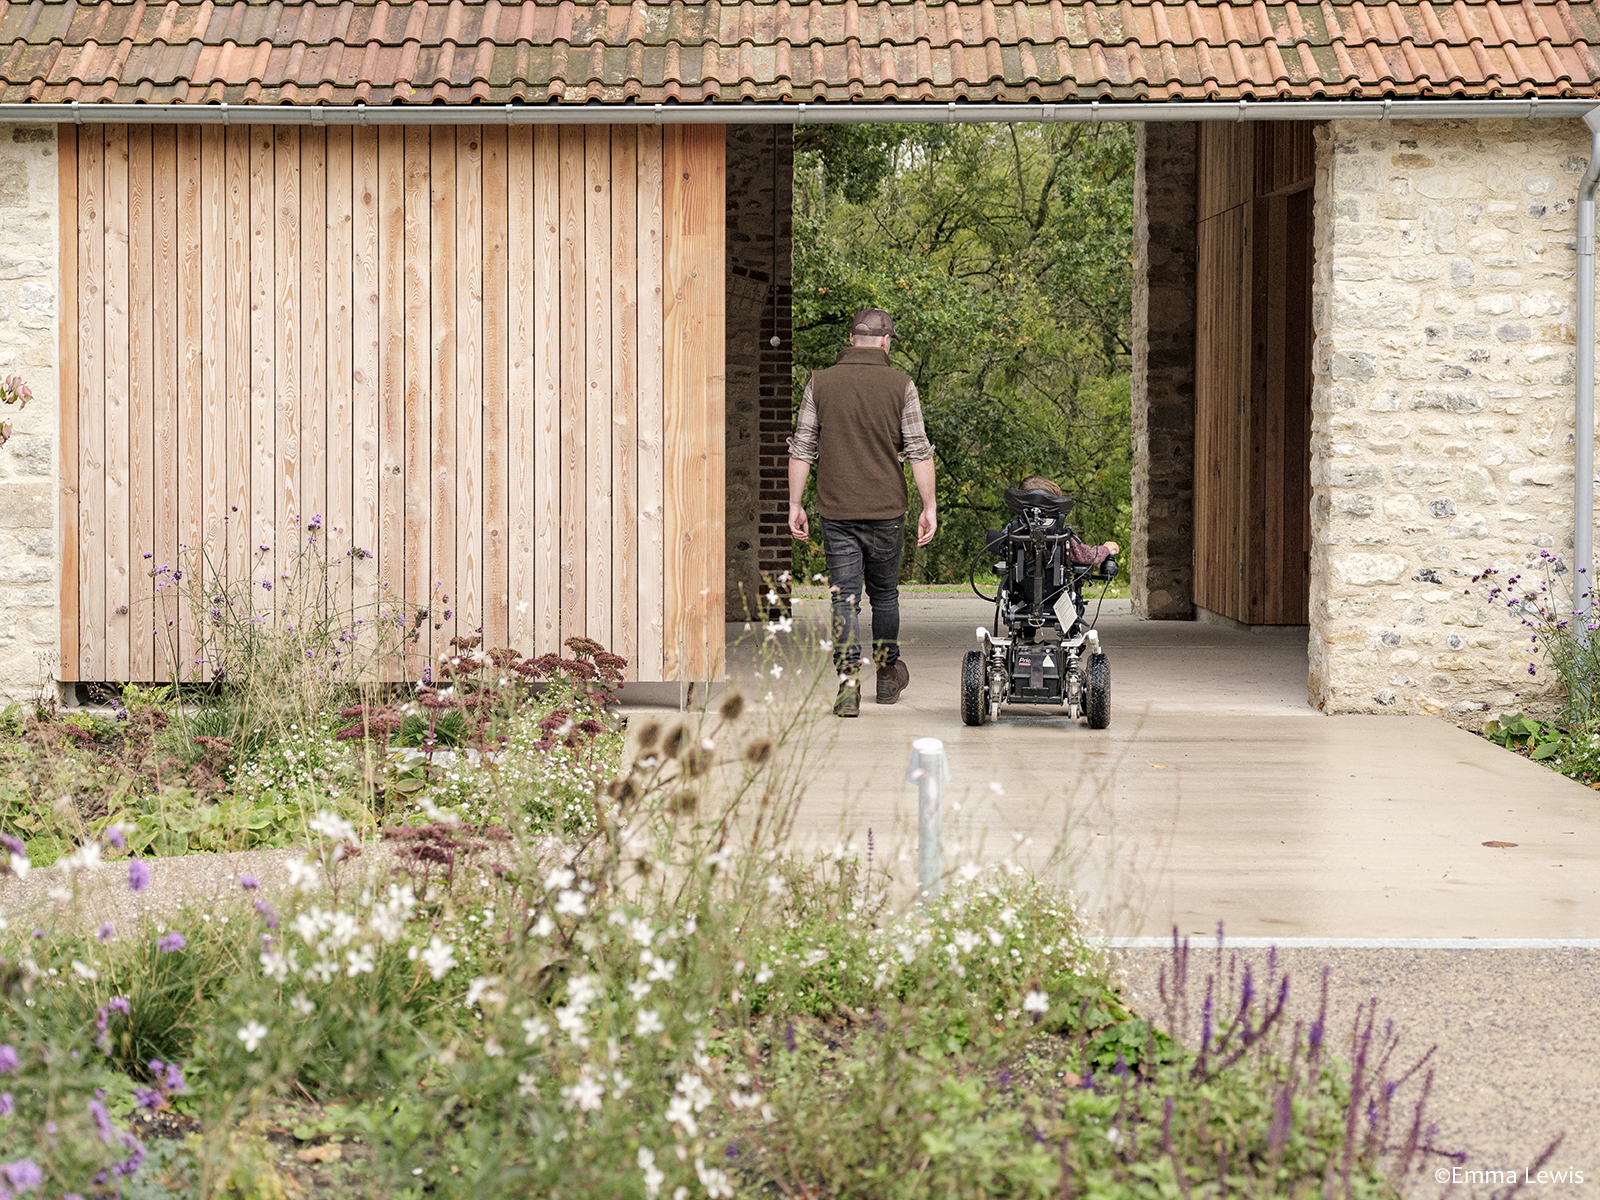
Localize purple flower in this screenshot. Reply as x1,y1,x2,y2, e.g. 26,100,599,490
104,826,126,850
255,900,279,930
97,922,115,943
0,834,22,857
0,1160,42,1192
239,875,259,890
109,997,130,1015
0,1093,11,1116
156,932,186,953
0,1046,17,1074
88,1099,116,1145
132,1087,165,1114
128,859,151,893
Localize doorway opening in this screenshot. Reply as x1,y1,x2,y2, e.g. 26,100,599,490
1194,123,1316,629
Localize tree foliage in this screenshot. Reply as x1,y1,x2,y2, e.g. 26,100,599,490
791,122,1135,584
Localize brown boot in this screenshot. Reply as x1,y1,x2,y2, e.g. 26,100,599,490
833,675,861,717
876,659,910,705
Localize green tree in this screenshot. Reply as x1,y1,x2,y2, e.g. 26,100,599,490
791,122,1134,586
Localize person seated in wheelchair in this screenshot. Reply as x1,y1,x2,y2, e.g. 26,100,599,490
1000,475,1119,575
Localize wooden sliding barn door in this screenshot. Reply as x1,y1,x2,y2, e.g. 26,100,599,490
1193,122,1314,626
58,122,724,685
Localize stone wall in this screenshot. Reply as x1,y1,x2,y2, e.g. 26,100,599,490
0,124,59,702
724,124,794,620
1309,117,1592,717
1130,122,1197,620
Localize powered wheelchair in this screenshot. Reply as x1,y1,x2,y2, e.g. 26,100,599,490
959,487,1116,728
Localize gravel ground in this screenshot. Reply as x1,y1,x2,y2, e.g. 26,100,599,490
1116,945,1600,1197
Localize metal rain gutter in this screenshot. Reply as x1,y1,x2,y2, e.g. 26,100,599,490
1576,110,1600,633
2,96,1599,127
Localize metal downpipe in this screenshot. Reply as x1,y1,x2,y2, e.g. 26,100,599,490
1577,110,1600,634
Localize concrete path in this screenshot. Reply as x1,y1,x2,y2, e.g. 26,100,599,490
727,595,1600,1185
753,595,1600,941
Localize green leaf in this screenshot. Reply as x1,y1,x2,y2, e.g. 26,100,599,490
1531,740,1562,760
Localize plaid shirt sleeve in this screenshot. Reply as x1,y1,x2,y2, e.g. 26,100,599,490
900,380,935,463
785,375,819,464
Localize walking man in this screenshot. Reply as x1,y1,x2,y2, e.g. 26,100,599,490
787,308,937,717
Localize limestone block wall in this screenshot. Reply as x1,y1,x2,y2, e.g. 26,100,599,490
1309,117,1592,718
0,124,59,702
1131,122,1198,620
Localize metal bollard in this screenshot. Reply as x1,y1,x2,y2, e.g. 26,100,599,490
905,737,951,906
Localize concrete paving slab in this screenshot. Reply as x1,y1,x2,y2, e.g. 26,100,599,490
750,596,1600,940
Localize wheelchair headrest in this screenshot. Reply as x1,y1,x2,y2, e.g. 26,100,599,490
1003,488,1075,519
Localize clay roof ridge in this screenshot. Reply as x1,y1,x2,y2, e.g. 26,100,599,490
1318,0,1364,94
1045,0,1076,96
1116,0,1148,94
1216,3,1257,98
1381,0,1431,90
1251,0,1292,94
1551,0,1600,83
1182,0,1219,96
1344,2,1397,92
1452,0,1500,89
1081,1,1112,95
1414,0,1468,92
1519,0,1570,89
1482,0,1535,90
1147,1,1183,97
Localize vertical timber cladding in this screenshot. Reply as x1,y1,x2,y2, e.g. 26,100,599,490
58,122,726,685
1193,122,1314,626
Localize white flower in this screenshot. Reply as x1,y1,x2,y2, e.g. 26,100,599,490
635,1008,665,1036
696,1158,735,1200
639,1146,666,1198
664,1095,698,1139
62,842,102,872
1023,990,1050,1014
560,1066,605,1112
531,913,556,938
70,959,99,982
466,976,505,1008
237,1020,269,1052
289,993,315,1017
754,963,773,985
764,616,794,635
419,936,457,980
628,979,652,1002
729,1089,764,1110
47,886,71,902
554,1005,590,1048
517,1071,539,1097
643,952,678,983
345,945,376,977
7,853,28,878
988,780,1006,795
770,664,784,679
522,1016,550,1045
285,856,321,892
953,929,979,954
766,874,787,897
516,600,531,615
554,889,587,917
802,948,828,968
629,917,655,947
764,588,780,606
260,949,292,981
308,810,358,844
567,974,600,1008
957,861,983,883
483,1037,504,1058
544,867,576,891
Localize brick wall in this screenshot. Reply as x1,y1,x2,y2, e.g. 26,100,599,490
0,124,59,702
1131,122,1198,620
724,124,793,620
1309,118,1593,718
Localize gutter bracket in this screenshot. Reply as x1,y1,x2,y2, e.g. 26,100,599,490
1091,100,1100,122
220,102,229,127
71,100,81,125
356,102,368,126
1236,98,1247,122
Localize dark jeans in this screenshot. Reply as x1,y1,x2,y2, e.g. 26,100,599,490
821,517,904,675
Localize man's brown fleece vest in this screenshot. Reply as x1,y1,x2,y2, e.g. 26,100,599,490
810,346,915,521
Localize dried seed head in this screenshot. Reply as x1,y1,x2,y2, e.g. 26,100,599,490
719,692,745,722
683,749,711,779
670,790,698,815
744,739,774,766
663,725,686,758
636,721,661,750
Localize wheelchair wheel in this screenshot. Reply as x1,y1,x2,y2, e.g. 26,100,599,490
1084,654,1110,729
960,650,988,726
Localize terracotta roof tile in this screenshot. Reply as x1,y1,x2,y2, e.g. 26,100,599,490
2,0,1597,105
